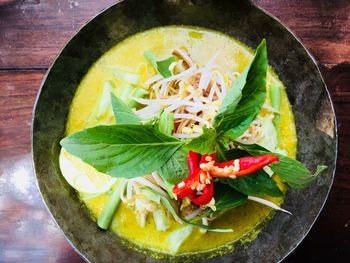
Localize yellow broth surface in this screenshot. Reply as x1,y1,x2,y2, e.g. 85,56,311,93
65,26,297,255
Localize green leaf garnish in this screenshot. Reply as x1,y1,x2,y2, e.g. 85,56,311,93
221,170,284,197
111,93,142,124
184,127,217,154
60,125,183,178
159,148,189,185
214,183,247,211
214,39,267,139
237,143,328,188
144,50,176,78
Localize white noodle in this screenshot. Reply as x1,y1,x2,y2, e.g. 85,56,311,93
173,113,210,127
131,97,153,105
160,81,168,96
198,51,220,89
184,208,203,221
199,96,210,104
159,65,197,84
126,180,134,200
215,72,227,97
135,102,161,118
207,81,217,102
215,88,223,101
173,133,203,139
132,177,168,197
248,196,292,214
145,74,163,86
151,172,167,190
202,217,208,226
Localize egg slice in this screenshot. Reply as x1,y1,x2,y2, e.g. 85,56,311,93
59,148,116,194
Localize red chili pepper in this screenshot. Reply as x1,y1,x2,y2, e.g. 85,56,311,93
173,169,201,199
173,151,279,207
199,153,216,165
212,154,279,177
187,150,201,176
188,181,214,206
173,152,214,202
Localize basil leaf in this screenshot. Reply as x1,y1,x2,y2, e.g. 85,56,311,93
214,69,245,126
220,169,283,197
237,143,328,188
215,139,228,162
111,93,142,124
214,39,267,138
144,50,176,78
159,148,189,184
60,125,183,178
158,111,174,136
223,90,266,139
214,183,247,211
185,128,217,154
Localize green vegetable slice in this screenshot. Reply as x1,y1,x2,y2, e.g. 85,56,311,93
153,206,170,231
269,83,281,139
97,81,115,117
144,50,176,78
139,187,161,204
168,225,193,254
113,69,139,85
97,181,127,229
157,111,174,136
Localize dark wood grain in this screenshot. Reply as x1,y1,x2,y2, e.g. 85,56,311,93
0,0,116,69
0,0,349,262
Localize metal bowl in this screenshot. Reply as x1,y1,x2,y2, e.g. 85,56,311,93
32,0,337,262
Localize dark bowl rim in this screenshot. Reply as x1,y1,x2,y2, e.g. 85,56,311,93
251,3,338,262
31,1,338,262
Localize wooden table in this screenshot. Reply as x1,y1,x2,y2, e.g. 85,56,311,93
0,0,348,262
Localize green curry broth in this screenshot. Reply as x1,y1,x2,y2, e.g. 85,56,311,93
66,26,297,254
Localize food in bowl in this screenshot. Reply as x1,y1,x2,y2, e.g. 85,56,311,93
58,26,326,257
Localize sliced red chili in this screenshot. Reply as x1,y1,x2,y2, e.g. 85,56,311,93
173,152,214,200
187,150,201,176
188,181,214,206
173,169,201,199
199,153,216,165
173,151,278,207
213,154,279,177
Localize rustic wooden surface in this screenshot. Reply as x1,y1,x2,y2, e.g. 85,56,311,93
0,0,349,262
